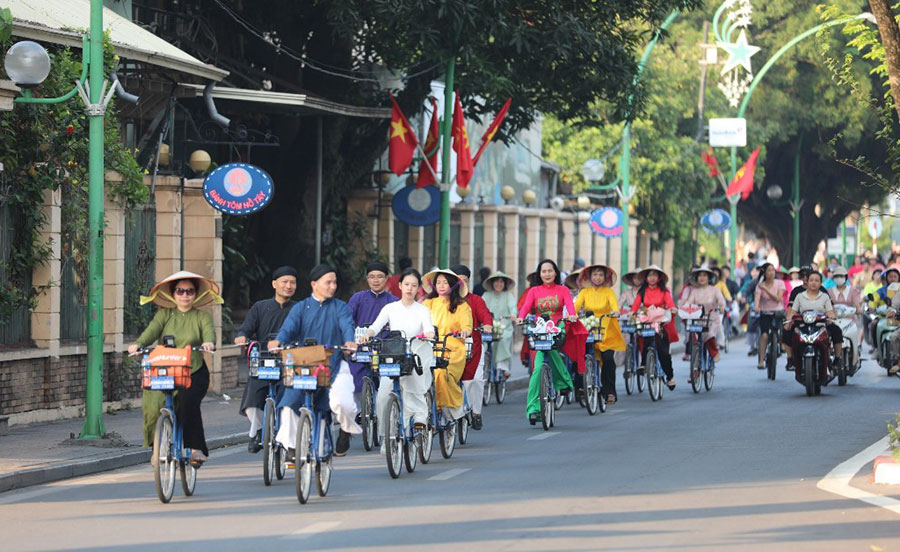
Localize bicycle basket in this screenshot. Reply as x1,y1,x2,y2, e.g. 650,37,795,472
377,336,408,357
141,345,193,390
375,354,416,377
283,364,331,389
253,351,282,381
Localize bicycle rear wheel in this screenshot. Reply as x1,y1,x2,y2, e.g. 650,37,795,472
483,350,493,406
263,398,276,486
646,348,662,402
457,415,469,445
153,411,176,504
403,433,418,474
179,461,196,497
624,343,636,395
295,409,313,503
496,377,507,403
384,394,403,478
419,389,435,464
362,377,376,451
704,357,715,391
690,337,702,394
584,354,598,415
540,362,552,431
439,415,457,459
316,419,332,497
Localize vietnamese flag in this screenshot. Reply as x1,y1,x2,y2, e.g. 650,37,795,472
452,91,474,189
388,92,418,176
726,147,760,200
473,98,511,166
415,98,439,188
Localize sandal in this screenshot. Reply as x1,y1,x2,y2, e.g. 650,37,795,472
756,364,765,370
666,379,676,390
606,394,616,405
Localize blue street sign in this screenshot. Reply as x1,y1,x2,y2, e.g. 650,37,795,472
203,163,274,215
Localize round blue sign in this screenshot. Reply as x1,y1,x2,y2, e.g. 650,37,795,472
392,185,440,226
589,207,624,238
203,163,274,216
701,209,731,234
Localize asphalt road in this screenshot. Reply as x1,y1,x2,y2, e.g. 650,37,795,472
3,338,900,551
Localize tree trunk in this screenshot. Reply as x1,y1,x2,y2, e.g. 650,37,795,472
869,0,900,122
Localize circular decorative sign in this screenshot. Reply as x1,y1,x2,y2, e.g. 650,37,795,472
203,163,274,215
701,209,731,234
589,207,623,237
392,185,440,226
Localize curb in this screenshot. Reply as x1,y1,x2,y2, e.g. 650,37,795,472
0,432,247,494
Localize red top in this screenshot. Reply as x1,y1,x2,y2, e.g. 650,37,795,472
386,274,402,299
462,294,493,380
631,285,678,343
518,283,576,322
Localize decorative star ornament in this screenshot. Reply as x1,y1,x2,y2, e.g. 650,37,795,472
718,29,761,75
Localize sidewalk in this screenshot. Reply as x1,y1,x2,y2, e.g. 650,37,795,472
0,336,687,493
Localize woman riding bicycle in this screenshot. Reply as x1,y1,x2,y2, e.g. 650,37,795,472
482,271,517,379
573,264,625,405
128,271,220,465
680,266,727,369
362,268,435,435
423,269,473,422
517,259,578,424
630,265,679,390
753,262,785,370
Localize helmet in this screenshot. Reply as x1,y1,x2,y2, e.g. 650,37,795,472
832,266,848,277
799,264,814,277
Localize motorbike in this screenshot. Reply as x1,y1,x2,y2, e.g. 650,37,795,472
788,310,834,397
833,304,861,385
874,305,900,374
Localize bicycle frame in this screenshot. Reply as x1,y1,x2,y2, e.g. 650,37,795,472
161,392,189,465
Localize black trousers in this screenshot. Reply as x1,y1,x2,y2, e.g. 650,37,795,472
598,349,617,399
176,364,209,456
642,337,674,380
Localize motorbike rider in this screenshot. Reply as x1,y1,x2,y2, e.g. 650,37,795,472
886,287,900,375
828,266,862,367
783,270,843,375
877,267,900,304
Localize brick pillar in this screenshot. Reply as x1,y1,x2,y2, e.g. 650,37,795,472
499,206,520,288
103,171,125,350
663,239,675,280
524,210,541,278
639,230,652,268
458,205,476,270
481,208,499,273
577,212,591,265
629,219,640,270
561,215,575,271
153,176,182,280
593,227,607,266
542,210,559,267
31,188,61,354
409,225,424,272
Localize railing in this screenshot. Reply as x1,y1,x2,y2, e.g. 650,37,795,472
124,204,157,336
0,203,30,347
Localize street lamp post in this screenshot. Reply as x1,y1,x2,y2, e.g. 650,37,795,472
7,0,112,439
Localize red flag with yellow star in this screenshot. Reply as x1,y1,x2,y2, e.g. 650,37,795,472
415,98,439,188
388,92,418,176
726,147,760,200
452,91,474,189
473,98,511,166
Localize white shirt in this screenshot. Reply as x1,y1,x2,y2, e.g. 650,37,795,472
369,300,435,362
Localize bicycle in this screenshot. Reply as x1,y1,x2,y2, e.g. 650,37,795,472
370,333,429,478
581,312,616,415
520,315,569,431
759,310,784,381
426,333,464,459
619,313,644,395
351,339,381,451
635,309,671,402
279,341,350,504
481,317,510,405
679,305,715,393
246,342,288,486
135,337,208,504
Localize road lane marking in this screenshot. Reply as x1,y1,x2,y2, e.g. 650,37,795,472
284,521,342,539
527,432,560,441
817,436,900,516
428,468,470,481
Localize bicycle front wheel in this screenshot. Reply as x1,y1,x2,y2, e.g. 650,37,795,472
690,336,702,394
482,350,493,406
262,398,276,486
704,357,715,391
362,377,376,451
316,418,332,497
295,409,313,504
179,461,196,497
624,343,636,395
540,362,552,431
153,411,176,504
419,389,435,464
384,394,403,479
646,348,662,402
584,354,598,416
439,415,457,459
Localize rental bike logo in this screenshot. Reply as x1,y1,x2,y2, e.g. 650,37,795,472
202,163,274,216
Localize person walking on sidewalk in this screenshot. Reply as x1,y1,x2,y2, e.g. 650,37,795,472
267,264,362,457
129,271,221,464
234,266,298,453
482,271,517,380
452,264,493,430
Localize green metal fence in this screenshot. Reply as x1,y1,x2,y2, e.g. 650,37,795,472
0,202,31,346
124,204,156,336
59,248,87,341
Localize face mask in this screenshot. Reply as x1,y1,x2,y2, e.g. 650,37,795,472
833,276,846,286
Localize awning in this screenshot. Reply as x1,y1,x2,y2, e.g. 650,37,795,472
181,84,391,119
7,0,228,81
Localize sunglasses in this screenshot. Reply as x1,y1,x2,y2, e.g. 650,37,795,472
175,288,197,296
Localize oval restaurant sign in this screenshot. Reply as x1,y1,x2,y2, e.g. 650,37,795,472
589,207,623,238
392,185,440,226
203,163,274,215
